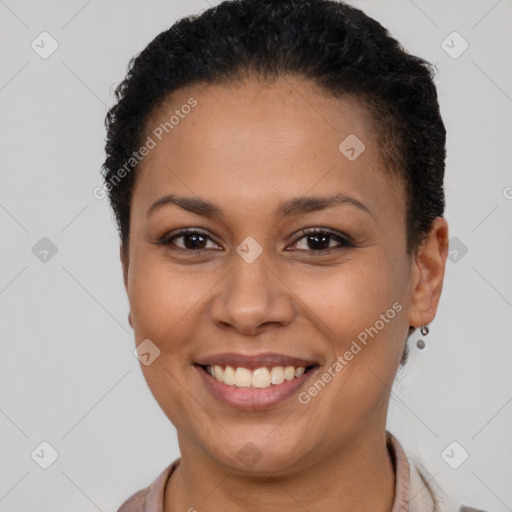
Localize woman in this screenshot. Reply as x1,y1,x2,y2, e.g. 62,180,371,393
102,1,484,510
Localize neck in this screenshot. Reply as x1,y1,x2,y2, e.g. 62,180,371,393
164,426,396,512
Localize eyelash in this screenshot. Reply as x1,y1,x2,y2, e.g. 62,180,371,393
156,227,355,254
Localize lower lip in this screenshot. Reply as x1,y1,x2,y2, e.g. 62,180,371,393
196,365,318,411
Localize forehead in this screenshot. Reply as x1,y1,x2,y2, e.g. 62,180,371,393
133,77,404,224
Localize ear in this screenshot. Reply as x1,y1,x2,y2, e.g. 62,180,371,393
120,244,129,291
120,244,133,328
408,217,449,329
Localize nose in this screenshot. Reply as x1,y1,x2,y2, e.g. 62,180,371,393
210,251,296,337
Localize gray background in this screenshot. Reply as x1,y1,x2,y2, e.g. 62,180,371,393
0,0,511,510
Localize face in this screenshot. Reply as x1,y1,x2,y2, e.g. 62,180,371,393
121,77,448,475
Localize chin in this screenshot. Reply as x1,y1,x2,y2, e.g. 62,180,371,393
200,428,313,476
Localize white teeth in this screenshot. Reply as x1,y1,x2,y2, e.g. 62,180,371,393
294,366,305,377
223,365,236,385
205,365,308,388
234,367,252,387
284,366,295,381
251,367,271,388
270,366,285,385
213,365,223,381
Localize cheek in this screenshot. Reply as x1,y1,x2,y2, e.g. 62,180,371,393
127,254,206,343
127,259,208,428
140,361,203,436
289,256,404,340
288,255,407,396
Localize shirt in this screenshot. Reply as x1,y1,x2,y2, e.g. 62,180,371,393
117,431,487,512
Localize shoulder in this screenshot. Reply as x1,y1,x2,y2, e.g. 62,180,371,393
116,459,181,512
117,486,150,512
387,431,488,512
411,462,488,512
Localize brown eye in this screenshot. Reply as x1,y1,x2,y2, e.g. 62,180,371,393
289,228,354,252
157,229,221,251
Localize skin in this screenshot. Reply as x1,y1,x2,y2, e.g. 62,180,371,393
120,76,449,512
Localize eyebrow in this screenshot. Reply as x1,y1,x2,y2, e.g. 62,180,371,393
147,193,373,219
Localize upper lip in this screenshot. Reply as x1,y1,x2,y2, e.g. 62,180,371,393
196,352,319,370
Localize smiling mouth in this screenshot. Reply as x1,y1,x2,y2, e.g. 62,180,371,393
198,364,318,389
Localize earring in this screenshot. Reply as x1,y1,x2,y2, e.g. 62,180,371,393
420,325,429,336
